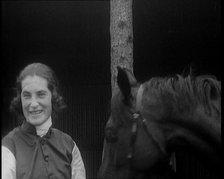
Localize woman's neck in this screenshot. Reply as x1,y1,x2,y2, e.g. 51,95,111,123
35,116,52,137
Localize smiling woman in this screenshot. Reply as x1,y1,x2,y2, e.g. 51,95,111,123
21,75,52,127
2,62,86,179
9,63,65,123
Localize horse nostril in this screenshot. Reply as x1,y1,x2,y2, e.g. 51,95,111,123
105,127,118,143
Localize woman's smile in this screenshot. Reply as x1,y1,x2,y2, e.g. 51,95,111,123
29,110,43,116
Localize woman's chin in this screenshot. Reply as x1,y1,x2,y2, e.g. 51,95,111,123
27,117,45,126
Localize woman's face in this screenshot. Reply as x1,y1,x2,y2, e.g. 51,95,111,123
21,75,52,126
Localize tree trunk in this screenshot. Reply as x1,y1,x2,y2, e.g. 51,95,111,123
110,0,133,92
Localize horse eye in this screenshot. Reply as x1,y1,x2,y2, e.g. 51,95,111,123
105,127,118,143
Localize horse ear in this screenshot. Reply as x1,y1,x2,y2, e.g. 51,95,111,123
117,66,137,104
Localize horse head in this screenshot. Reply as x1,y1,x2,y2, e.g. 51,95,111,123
98,67,221,179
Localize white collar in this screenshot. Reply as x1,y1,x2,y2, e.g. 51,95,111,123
35,116,52,137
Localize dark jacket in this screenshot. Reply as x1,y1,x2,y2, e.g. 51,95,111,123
2,121,74,179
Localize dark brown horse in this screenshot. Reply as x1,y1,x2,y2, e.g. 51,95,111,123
98,67,221,179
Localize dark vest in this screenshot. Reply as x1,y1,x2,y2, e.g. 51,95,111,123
2,121,74,179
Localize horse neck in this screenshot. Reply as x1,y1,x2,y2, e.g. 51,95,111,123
164,103,221,161
140,87,221,161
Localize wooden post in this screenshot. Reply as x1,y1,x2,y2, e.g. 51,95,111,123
110,0,133,92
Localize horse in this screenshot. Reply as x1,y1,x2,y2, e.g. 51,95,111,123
98,67,221,179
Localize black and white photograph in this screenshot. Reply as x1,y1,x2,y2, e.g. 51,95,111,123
1,0,221,179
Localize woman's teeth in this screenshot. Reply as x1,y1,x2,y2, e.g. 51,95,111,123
30,110,42,115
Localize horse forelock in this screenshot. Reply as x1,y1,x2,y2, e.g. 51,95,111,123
143,74,221,118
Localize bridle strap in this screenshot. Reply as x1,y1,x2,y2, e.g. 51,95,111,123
127,85,144,178
127,85,144,159
127,84,168,178
135,84,144,112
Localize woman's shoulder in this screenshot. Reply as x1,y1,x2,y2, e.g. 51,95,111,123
50,128,75,151
2,126,21,141
2,126,21,154
51,128,74,142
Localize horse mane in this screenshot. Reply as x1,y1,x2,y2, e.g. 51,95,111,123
111,72,221,126
143,74,221,118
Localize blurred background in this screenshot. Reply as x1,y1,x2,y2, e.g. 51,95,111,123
1,0,221,178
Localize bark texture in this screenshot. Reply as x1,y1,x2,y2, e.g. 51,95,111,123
110,0,133,92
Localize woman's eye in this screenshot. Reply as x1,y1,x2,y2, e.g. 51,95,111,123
38,93,46,98
22,93,31,99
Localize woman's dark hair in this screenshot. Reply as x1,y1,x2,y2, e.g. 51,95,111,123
10,63,66,123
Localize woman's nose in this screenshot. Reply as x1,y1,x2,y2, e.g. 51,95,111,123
30,97,39,108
